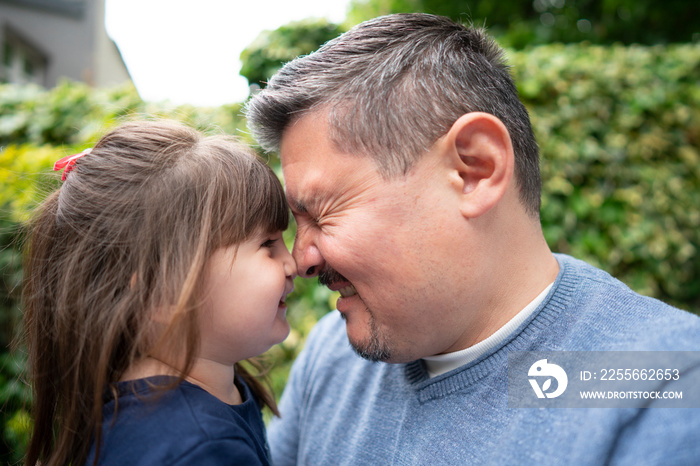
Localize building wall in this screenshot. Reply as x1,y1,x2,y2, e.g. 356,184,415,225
0,0,130,87
90,0,129,87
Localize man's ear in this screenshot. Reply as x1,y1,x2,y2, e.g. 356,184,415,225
442,112,515,219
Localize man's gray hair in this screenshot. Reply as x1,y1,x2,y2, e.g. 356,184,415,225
245,13,541,216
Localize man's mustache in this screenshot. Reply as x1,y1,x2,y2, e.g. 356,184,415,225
318,267,348,287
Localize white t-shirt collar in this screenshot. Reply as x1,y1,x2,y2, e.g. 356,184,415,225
422,283,554,378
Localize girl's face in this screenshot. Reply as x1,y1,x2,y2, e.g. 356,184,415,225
198,230,296,365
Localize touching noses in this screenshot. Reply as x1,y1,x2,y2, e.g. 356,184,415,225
282,247,297,281
292,228,325,278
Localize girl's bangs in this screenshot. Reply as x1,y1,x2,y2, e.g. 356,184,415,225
245,160,289,236
213,154,289,248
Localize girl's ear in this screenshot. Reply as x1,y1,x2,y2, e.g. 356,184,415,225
442,112,515,219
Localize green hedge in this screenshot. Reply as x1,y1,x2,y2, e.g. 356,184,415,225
1,42,699,461
513,43,700,309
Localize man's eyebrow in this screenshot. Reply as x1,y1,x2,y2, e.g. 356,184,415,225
287,196,308,214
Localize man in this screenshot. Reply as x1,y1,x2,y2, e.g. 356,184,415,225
246,13,700,465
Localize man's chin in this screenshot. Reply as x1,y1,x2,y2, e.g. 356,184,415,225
349,340,392,362
343,319,393,363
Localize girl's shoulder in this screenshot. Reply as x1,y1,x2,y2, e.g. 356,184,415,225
87,376,270,465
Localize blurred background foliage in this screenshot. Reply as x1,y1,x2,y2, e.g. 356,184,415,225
2,0,699,462
344,0,700,47
240,0,700,86
240,18,345,89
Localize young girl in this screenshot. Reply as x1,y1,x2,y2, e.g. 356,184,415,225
21,120,296,465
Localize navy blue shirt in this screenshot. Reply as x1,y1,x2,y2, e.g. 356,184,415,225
86,376,271,465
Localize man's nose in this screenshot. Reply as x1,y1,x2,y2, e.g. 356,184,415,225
292,230,325,278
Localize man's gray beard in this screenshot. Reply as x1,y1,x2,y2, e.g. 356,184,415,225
340,312,392,362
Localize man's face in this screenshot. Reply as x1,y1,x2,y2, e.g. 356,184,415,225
280,112,473,363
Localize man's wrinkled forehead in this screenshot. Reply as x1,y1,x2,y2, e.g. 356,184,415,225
278,113,326,216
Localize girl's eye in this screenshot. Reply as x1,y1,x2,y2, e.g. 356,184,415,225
261,238,277,248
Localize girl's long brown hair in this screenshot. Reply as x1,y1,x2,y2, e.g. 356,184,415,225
21,120,288,466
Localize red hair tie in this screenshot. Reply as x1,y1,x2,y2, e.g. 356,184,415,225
53,148,92,181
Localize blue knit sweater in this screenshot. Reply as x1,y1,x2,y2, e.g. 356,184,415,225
268,254,700,465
